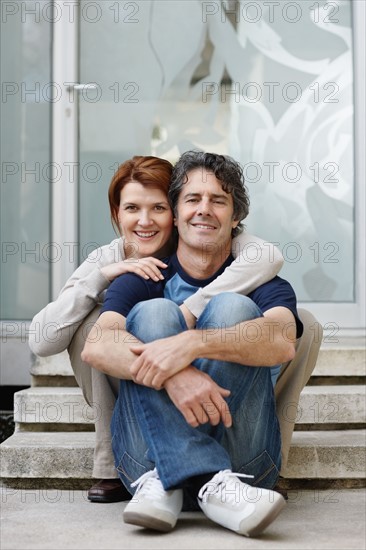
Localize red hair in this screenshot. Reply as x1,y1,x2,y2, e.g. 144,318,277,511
108,156,173,234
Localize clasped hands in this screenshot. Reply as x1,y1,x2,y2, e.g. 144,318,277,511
129,332,232,429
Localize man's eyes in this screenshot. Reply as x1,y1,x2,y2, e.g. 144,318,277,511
186,198,225,205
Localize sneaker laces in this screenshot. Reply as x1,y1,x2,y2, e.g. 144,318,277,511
130,468,166,501
198,469,254,506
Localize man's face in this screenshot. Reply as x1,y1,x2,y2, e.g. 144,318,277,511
174,168,239,255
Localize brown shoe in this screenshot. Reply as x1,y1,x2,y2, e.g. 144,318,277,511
87,478,131,503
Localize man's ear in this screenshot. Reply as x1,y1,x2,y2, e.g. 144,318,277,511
173,217,178,227
232,218,239,229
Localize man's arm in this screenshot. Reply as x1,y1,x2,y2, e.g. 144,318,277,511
81,311,232,428
129,306,296,389
197,306,297,364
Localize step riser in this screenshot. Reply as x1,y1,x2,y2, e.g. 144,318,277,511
14,387,366,426
1,431,365,481
279,390,366,425
1,448,94,478
283,446,366,478
30,348,366,379
315,348,365,376
2,447,364,480
14,399,95,425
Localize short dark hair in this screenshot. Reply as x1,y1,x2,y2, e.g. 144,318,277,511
169,151,249,236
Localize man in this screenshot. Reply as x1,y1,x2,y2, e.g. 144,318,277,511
82,151,308,536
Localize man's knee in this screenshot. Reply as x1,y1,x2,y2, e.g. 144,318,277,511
199,293,263,328
126,298,186,342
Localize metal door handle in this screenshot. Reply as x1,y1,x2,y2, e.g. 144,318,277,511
67,84,99,91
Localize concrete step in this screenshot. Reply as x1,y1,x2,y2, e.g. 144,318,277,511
0,432,94,479
30,352,76,387
14,387,95,425
283,429,366,479
313,344,365,377
29,344,365,383
31,352,74,377
1,429,364,480
288,385,366,425
13,385,366,427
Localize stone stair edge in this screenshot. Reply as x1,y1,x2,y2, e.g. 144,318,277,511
29,346,365,379
14,384,366,395
3,428,364,445
1,429,364,480
13,384,366,426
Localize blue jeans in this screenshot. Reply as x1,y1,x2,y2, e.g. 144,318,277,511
111,293,281,496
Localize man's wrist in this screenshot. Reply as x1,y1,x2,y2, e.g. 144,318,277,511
185,328,209,358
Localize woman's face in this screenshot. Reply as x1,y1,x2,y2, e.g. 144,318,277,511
118,181,174,259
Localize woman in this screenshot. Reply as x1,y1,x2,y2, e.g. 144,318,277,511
29,155,284,502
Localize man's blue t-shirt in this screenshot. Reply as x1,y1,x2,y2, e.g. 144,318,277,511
101,253,303,339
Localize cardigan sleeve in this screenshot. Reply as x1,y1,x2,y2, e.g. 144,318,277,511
183,232,284,318
28,239,124,356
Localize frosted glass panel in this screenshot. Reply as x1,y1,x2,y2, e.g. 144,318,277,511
78,0,231,252
231,0,354,302
0,2,51,319
79,0,355,303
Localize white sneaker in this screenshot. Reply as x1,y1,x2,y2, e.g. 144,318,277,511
123,469,183,532
198,469,286,537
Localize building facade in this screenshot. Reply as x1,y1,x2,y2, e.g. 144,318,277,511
1,0,365,386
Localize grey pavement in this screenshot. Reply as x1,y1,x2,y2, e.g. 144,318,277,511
1,487,365,550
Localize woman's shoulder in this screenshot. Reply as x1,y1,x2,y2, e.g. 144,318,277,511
86,237,125,265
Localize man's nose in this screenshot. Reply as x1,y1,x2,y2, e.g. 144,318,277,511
197,198,212,216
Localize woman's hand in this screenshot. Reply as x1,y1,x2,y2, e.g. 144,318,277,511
100,257,167,282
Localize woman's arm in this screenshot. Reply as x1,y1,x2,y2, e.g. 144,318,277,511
28,239,123,357
28,238,168,357
183,232,284,319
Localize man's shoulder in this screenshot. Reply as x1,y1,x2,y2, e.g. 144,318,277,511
248,276,297,307
251,275,294,293
102,259,173,318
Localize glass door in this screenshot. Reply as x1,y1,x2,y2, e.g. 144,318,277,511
73,0,365,332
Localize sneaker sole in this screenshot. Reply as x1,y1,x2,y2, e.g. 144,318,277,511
238,495,286,537
123,511,176,532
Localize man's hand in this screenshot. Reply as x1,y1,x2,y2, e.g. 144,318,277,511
164,366,232,428
129,331,196,389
